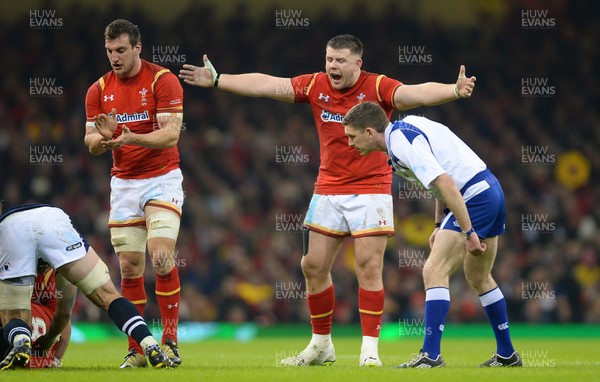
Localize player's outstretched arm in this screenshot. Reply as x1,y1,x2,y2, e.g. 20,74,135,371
179,54,295,102
393,65,476,110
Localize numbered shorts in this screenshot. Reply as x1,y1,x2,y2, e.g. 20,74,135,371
304,194,394,238
109,168,184,227
0,207,88,280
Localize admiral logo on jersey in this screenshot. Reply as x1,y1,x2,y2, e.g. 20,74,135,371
320,110,344,123
116,110,150,123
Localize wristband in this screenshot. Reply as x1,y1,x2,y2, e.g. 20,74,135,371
463,227,475,239
453,84,460,98
214,73,221,88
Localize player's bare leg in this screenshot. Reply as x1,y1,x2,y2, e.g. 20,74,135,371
281,230,341,366
354,235,387,367
464,237,521,367
145,205,182,366
396,230,465,368
58,247,173,368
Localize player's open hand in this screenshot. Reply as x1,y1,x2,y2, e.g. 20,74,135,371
94,108,118,139
466,231,487,256
454,65,476,98
102,125,134,150
179,54,218,87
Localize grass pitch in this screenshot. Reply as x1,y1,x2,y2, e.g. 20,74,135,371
1,336,598,382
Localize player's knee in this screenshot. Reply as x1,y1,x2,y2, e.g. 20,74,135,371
301,255,328,280
118,253,145,278
422,261,438,285
465,269,492,290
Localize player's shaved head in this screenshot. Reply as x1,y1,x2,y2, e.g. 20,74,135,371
327,34,363,57
343,102,389,133
105,19,141,47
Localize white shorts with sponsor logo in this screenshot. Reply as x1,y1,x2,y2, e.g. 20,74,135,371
109,168,184,227
303,194,394,238
0,207,87,280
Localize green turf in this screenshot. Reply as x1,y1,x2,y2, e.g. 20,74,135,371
1,337,598,381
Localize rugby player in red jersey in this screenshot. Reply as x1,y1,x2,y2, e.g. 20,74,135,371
180,34,475,367
85,19,184,368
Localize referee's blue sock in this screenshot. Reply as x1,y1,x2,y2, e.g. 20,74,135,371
421,287,450,359
480,287,515,357
108,297,157,351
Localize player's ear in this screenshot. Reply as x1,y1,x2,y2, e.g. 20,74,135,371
355,58,362,70
134,42,142,55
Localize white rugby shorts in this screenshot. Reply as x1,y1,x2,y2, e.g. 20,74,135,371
109,168,184,227
0,207,87,280
303,194,394,237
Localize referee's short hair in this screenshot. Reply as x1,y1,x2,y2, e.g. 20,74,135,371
342,102,389,133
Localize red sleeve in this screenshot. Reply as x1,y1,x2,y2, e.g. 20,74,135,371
291,73,317,104
154,71,183,114
377,75,403,109
85,82,103,123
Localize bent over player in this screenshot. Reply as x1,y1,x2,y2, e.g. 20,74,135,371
342,102,521,368
180,34,476,366
84,19,184,368
0,204,173,370
0,264,74,368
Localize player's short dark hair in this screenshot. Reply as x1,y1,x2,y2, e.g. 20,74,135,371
105,19,141,46
343,102,389,133
327,34,363,57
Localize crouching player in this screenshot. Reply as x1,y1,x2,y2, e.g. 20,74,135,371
0,263,74,368
0,203,174,370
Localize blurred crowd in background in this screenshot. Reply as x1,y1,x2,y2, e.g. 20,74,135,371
1,0,598,328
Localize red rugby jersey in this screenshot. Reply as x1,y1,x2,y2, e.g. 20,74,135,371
292,71,401,194
86,60,183,179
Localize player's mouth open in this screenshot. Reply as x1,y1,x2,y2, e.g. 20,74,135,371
330,73,342,82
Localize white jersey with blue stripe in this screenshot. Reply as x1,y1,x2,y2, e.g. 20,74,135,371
385,116,486,194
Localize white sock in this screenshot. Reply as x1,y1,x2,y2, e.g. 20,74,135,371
310,333,332,345
140,336,159,353
361,335,379,356
13,334,30,345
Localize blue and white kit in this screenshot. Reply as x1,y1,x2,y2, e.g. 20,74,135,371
385,116,505,238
